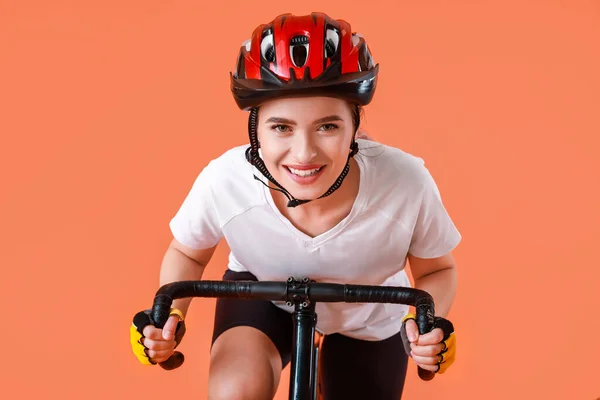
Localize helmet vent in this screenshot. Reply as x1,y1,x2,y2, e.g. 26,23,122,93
261,31,276,63
325,28,339,58
290,35,309,67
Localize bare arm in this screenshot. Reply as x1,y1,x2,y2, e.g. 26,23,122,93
407,252,457,318
158,238,218,318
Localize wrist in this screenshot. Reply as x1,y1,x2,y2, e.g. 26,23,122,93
170,299,191,319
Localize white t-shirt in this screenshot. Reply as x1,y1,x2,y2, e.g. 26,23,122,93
169,139,461,341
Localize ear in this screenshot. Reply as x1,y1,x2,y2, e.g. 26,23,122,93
356,130,372,140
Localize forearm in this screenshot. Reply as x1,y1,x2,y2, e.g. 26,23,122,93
412,267,457,318
158,246,207,318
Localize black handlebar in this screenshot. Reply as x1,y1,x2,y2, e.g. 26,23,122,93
150,279,437,381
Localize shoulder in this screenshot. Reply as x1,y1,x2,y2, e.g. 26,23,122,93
201,144,253,179
354,139,444,229
355,139,433,193
194,144,259,192
193,144,266,217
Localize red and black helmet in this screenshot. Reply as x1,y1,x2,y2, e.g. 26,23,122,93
230,12,379,110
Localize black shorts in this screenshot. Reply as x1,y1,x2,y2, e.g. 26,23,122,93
211,269,410,399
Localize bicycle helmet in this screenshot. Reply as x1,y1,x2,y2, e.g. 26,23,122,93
230,12,379,207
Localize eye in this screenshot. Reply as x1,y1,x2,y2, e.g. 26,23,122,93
271,124,291,133
318,123,339,132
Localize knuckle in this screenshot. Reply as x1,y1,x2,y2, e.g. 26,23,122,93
143,326,159,339
142,325,153,337
158,342,173,351
154,351,174,363
422,356,434,364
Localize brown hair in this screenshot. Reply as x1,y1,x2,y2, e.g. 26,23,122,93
350,104,374,141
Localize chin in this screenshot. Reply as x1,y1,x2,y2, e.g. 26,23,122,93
281,168,335,200
286,185,329,201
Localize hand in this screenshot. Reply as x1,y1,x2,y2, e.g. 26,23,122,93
400,314,456,374
130,308,186,365
141,314,180,363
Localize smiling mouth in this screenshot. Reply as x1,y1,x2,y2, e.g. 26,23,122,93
285,166,324,177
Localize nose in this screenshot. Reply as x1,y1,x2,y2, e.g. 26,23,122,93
291,132,317,163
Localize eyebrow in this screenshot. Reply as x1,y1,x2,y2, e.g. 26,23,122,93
264,115,344,125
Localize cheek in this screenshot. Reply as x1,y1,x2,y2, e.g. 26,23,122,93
258,139,286,167
331,151,350,167
321,137,352,164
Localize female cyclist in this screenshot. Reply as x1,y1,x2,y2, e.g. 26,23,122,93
130,12,461,400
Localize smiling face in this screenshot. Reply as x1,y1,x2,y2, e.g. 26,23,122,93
256,96,357,201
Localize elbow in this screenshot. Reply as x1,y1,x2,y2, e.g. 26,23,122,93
414,264,456,282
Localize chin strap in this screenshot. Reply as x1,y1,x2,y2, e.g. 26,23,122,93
245,107,359,208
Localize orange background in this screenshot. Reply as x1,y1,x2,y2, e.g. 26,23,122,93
1,1,599,399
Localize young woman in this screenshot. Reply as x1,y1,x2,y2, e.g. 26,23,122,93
130,12,460,400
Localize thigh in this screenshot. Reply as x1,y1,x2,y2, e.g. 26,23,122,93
319,331,409,400
210,269,294,367
209,326,282,400
208,270,295,400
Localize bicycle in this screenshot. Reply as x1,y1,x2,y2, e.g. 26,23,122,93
148,277,439,400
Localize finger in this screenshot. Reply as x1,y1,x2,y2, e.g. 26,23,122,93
410,342,446,357
415,362,440,372
411,352,443,366
162,315,181,341
143,337,176,351
404,318,419,343
437,335,457,374
444,334,456,358
416,328,444,346
146,348,176,364
142,325,164,341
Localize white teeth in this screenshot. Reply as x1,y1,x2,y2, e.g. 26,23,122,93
288,167,322,177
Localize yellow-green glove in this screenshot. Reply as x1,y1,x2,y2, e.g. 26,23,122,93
400,313,456,374
130,308,185,366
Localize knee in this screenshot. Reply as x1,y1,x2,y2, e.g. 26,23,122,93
208,327,282,400
208,369,275,400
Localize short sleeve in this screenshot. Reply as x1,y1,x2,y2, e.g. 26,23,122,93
169,162,223,249
408,167,461,259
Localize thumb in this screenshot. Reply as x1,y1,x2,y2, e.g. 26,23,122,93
162,314,180,341
404,318,420,343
